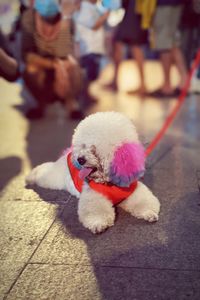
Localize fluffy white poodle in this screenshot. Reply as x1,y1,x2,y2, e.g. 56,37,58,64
26,111,160,233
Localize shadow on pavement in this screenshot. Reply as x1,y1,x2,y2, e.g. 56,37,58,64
22,94,200,299
26,117,79,168
0,156,22,191
27,183,200,299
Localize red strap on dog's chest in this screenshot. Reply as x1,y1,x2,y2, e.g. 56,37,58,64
67,152,138,205
67,152,84,192
89,180,138,205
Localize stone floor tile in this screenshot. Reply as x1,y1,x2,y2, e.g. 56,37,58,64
6,264,101,300
6,264,200,300
30,188,200,271
0,201,60,298
0,260,25,299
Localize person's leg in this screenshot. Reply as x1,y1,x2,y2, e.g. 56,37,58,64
170,5,188,89
81,54,101,82
159,50,174,93
151,6,175,96
151,5,185,97
106,41,123,91
171,46,188,89
181,27,193,70
63,59,84,119
130,45,147,94
80,54,100,106
23,69,53,119
0,48,19,81
113,42,123,90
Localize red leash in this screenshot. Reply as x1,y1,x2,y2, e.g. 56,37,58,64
145,49,200,157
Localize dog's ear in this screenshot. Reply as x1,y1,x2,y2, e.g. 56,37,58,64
109,142,145,187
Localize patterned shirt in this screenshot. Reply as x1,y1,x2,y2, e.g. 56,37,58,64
21,9,74,59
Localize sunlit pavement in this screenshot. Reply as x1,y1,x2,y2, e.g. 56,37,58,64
0,61,200,300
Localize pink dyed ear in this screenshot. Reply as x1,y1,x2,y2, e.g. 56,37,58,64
110,143,145,187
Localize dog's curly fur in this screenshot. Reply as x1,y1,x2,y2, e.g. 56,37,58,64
26,112,160,233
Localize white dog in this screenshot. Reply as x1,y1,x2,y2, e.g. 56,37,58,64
26,112,160,233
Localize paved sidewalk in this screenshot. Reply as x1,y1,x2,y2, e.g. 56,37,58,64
0,62,200,300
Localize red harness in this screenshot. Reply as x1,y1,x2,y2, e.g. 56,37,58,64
67,152,138,205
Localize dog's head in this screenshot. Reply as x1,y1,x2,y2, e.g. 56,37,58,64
71,112,145,186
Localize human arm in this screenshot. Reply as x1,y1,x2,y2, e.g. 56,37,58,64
91,10,110,30
21,9,37,62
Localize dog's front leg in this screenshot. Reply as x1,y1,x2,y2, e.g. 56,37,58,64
118,181,160,222
26,156,68,190
78,185,115,234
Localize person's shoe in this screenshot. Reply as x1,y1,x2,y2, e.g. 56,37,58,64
127,87,148,97
174,87,182,96
103,82,118,92
148,88,180,98
26,108,44,120
69,109,84,120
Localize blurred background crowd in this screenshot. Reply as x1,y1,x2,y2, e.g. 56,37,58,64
0,0,200,120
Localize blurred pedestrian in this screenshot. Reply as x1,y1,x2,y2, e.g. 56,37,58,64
181,0,200,94
0,31,20,81
9,0,34,41
19,0,34,14
150,0,188,97
106,0,155,95
74,0,109,100
21,0,83,120
181,0,200,67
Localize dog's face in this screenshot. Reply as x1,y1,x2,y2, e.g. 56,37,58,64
72,112,145,186
72,143,110,183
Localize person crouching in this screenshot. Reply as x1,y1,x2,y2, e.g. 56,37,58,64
21,0,83,120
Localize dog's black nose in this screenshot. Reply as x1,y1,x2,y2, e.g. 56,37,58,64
77,156,86,165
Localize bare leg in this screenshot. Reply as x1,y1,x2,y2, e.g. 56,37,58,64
0,48,19,81
130,45,147,94
160,50,174,93
106,41,123,91
63,60,83,119
172,46,188,89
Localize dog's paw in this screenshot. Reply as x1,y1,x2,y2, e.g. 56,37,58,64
26,163,53,186
81,216,114,234
26,167,39,185
142,210,159,222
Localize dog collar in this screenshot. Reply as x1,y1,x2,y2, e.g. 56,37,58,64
67,152,138,205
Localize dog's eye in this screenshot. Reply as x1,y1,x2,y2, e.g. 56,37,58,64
77,156,86,165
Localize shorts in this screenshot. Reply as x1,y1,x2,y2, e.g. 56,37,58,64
152,5,183,51
114,13,148,46
114,0,148,46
